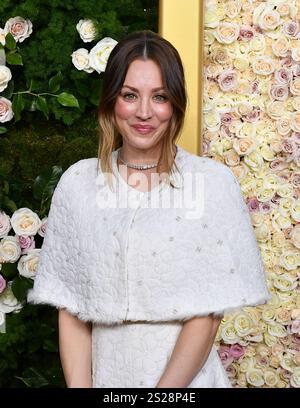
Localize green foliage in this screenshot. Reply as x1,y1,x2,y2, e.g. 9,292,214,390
0,304,65,387
0,0,158,388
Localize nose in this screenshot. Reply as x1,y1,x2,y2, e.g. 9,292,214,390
135,97,153,120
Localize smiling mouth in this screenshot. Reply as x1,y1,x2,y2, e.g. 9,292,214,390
131,125,155,134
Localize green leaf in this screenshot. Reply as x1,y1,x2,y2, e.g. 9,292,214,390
57,92,79,108
11,276,33,302
33,165,63,202
0,127,7,134
27,79,40,92
15,367,49,388
5,33,16,50
1,262,18,280
12,94,25,122
2,196,17,213
6,52,23,66
36,96,49,119
49,72,63,93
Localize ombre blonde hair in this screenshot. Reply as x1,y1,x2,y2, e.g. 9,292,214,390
98,30,187,190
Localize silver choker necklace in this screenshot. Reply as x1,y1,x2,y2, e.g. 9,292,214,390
118,150,158,170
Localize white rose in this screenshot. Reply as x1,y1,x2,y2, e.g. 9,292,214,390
290,78,300,96
214,22,240,44
10,208,42,237
76,19,97,43
17,248,41,279
246,367,265,387
0,211,11,238
0,66,12,92
0,97,14,123
290,224,300,248
277,116,292,136
89,37,118,73
71,48,94,73
0,283,22,313
0,28,5,46
204,10,220,28
249,33,266,53
0,236,21,262
4,16,33,43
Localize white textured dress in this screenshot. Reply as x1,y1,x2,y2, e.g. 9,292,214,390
28,145,270,388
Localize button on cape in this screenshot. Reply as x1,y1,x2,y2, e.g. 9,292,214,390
28,145,271,324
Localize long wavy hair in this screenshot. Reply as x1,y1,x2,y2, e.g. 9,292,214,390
98,30,187,190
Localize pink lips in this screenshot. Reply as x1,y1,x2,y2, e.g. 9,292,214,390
131,124,155,134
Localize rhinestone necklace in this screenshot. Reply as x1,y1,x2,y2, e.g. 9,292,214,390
118,150,158,170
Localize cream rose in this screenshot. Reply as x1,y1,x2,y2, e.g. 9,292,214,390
221,321,240,344
76,19,97,43
266,101,285,119
0,97,14,123
273,274,298,291
290,78,300,96
272,36,290,57
291,200,300,222
223,149,240,166
0,66,12,93
277,4,291,17
252,57,275,75
214,22,240,44
10,208,42,237
246,367,264,387
204,110,221,132
233,137,257,156
89,37,118,73
0,211,11,238
234,312,254,337
292,47,300,62
0,236,21,262
277,116,292,136
4,16,33,43
225,1,242,18
291,367,300,388
71,48,94,73
264,369,279,387
249,33,266,53
0,28,5,46
204,9,220,29
17,249,41,279
259,8,281,31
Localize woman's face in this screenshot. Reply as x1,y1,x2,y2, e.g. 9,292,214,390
114,59,173,152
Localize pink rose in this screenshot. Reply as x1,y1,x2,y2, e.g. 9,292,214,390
0,274,6,294
38,218,47,237
18,235,35,254
260,201,272,213
282,139,294,153
0,97,14,123
283,21,300,38
271,193,281,206
252,81,259,94
245,108,260,122
291,173,300,188
239,25,255,41
229,344,245,359
226,364,237,378
218,70,238,92
221,113,233,126
292,334,300,344
0,211,11,238
281,56,293,68
274,68,292,84
288,320,300,334
270,84,289,101
269,158,288,171
292,64,300,77
4,16,33,43
218,345,234,368
247,197,260,212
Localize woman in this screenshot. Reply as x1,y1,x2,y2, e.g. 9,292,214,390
28,31,270,388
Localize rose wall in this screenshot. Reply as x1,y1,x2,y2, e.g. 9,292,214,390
203,0,300,387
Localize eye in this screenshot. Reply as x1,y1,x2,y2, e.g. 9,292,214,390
153,94,168,102
121,93,137,101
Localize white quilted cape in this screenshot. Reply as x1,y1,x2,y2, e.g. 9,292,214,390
28,145,271,324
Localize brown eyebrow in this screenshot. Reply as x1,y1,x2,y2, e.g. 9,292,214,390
122,85,165,93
